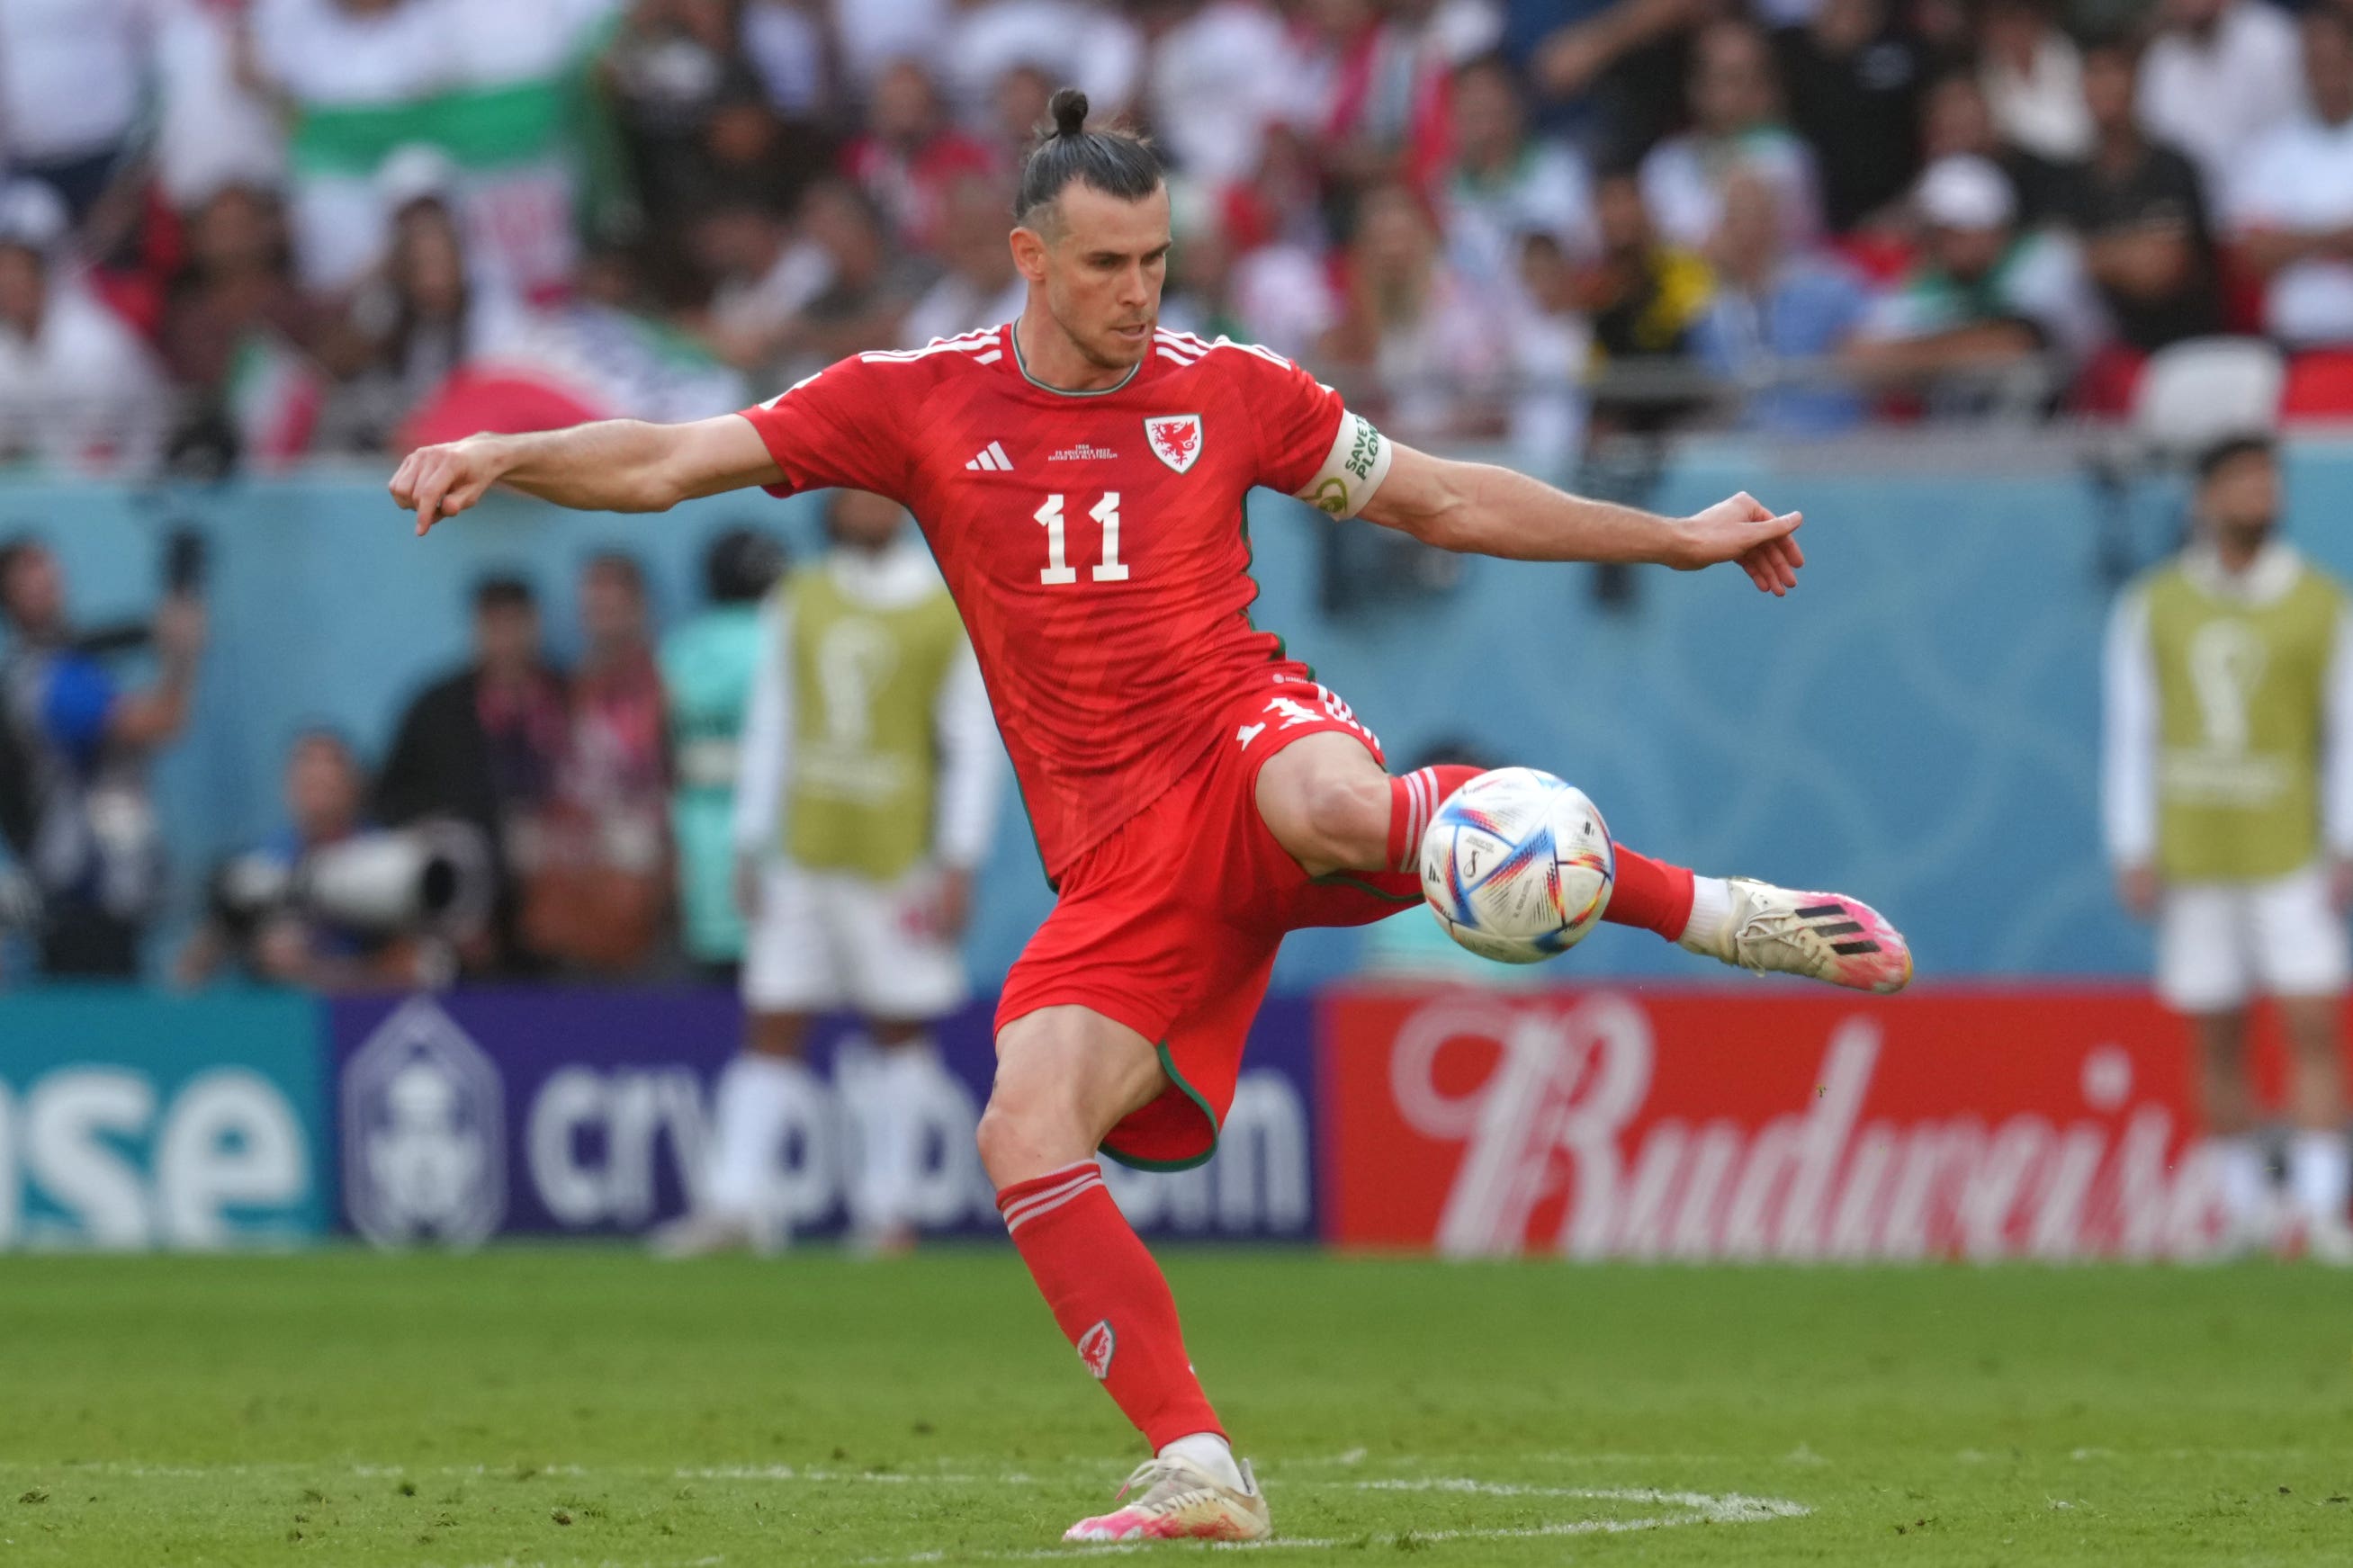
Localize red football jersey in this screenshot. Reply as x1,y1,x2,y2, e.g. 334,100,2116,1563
737,323,1395,882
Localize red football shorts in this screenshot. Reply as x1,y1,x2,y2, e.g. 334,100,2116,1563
995,677,1422,1169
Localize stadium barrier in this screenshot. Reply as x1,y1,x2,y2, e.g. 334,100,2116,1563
8,981,2337,1259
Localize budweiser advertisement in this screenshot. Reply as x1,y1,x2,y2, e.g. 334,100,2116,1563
1320,984,2250,1261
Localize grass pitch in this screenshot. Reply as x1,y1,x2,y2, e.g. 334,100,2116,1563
1,1250,2348,1566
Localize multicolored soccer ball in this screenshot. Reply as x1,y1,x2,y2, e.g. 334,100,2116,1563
1418,767,1615,963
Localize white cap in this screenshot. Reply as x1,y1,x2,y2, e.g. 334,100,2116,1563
0,180,67,254
377,143,458,213
1916,155,2016,232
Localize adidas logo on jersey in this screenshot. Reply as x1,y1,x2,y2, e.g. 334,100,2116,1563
965,441,1015,471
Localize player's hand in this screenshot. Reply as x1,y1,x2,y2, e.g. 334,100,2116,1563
1673,492,1804,595
391,435,511,538
933,867,974,939
2331,856,2353,913
152,593,207,667
2116,863,2160,919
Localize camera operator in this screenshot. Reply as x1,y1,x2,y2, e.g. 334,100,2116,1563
177,730,449,993
0,533,204,978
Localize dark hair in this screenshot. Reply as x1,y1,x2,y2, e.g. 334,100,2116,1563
2196,435,2277,485
1014,88,1163,229
472,574,536,614
704,527,786,605
584,551,647,598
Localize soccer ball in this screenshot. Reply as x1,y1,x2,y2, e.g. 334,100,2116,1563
1419,767,1615,963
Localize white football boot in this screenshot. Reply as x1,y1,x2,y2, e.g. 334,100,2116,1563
645,1207,786,1259
1063,1455,1271,1544
1681,877,1913,994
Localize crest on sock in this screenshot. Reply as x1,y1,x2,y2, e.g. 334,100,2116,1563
1077,1319,1117,1379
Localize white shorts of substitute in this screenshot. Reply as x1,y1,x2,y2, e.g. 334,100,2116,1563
741,861,970,1020
2157,865,2351,1013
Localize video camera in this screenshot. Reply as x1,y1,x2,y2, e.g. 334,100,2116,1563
209,821,493,948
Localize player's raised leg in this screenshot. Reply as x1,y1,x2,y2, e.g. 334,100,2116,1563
1259,732,1911,992
979,1006,1271,1543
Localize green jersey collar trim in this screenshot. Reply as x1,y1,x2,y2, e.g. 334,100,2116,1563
1010,325,1143,398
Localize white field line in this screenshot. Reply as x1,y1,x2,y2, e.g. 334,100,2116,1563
863,1487,1811,1564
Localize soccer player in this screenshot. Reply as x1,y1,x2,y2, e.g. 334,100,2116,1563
2104,436,2353,1260
391,91,1912,1545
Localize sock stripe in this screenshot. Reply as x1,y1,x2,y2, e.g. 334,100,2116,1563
1000,1166,1106,1232
1001,1175,1105,1233
994,1159,1098,1206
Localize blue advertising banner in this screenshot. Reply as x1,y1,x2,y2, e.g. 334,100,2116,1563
0,990,328,1249
328,990,1318,1245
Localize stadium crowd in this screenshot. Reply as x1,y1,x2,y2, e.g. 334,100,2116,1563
0,0,2345,479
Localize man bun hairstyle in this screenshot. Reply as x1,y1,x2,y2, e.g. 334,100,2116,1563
1015,87,1163,229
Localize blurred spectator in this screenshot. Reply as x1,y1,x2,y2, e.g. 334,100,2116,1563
831,0,949,94
375,575,568,977
842,60,1000,259
0,537,206,980
984,62,1059,167
1847,154,2108,410
1145,0,1297,187
740,0,831,121
692,182,922,377
0,0,148,229
1443,55,1599,297
1160,200,1334,358
692,199,833,370
1294,0,1470,199
251,0,454,292
767,180,930,372
161,184,331,466
2052,40,2221,363
175,730,440,991
2139,0,2304,205
1918,68,2066,227
1639,19,1822,254
1514,0,1702,157
901,175,1027,346
1690,168,1869,434
662,529,785,976
523,551,673,976
1976,0,2091,166
2229,10,2353,352
0,184,168,472
943,0,1144,130
1773,0,1927,234
314,184,493,453
1318,181,1579,461
603,0,758,232
1577,168,1711,435
153,0,290,216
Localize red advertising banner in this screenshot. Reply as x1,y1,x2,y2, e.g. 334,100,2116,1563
1319,984,2244,1260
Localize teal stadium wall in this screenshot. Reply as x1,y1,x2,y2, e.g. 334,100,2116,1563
13,438,2345,985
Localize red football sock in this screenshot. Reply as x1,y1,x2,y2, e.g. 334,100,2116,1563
998,1160,1224,1450
1387,765,1485,872
1605,847,1696,940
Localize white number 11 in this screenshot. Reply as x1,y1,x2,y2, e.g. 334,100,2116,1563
1035,491,1128,586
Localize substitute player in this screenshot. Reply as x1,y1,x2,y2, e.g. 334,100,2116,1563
2104,436,2353,1260
391,91,1912,1546
654,489,1001,1257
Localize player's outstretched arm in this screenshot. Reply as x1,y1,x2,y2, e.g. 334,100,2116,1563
390,415,784,537
1357,443,1806,596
